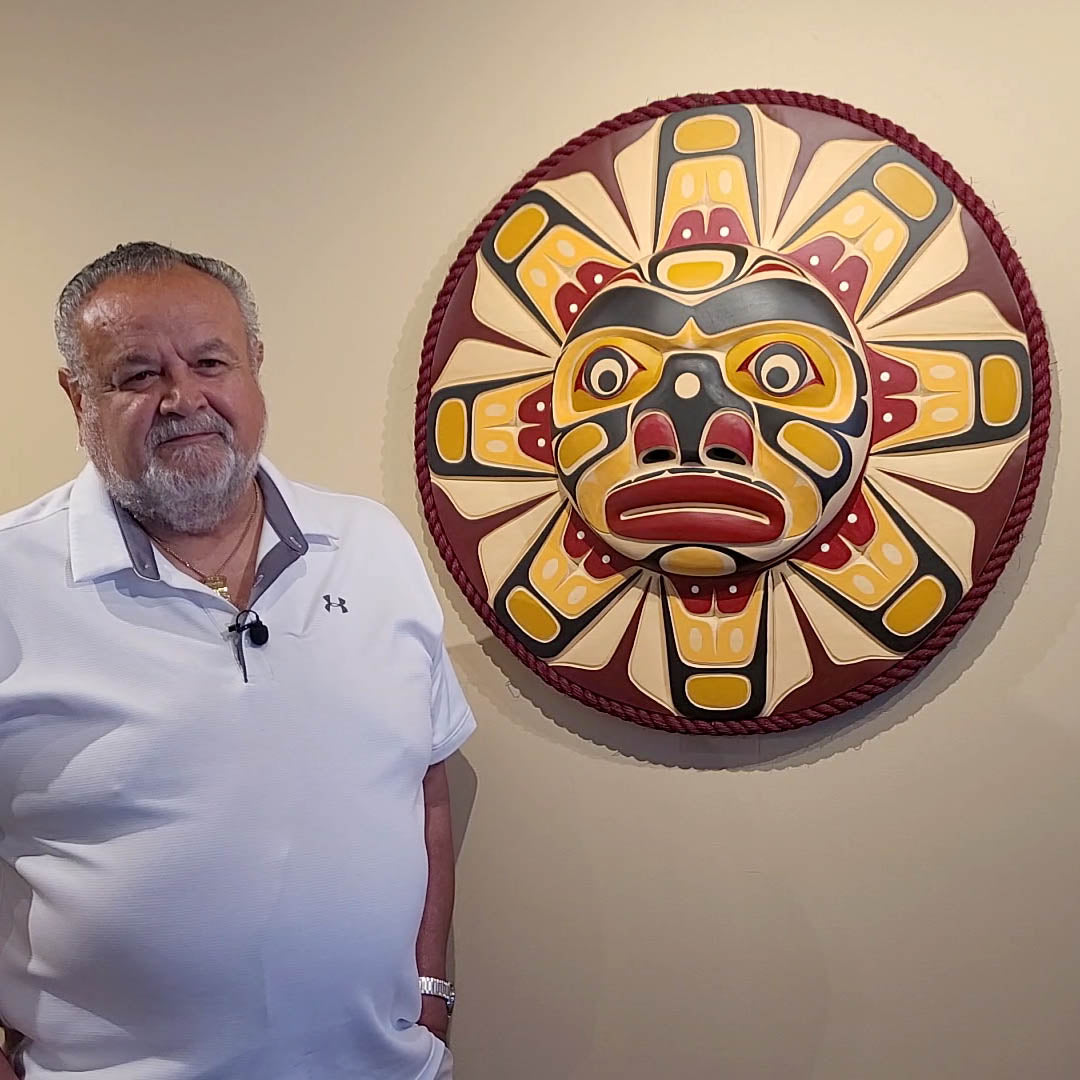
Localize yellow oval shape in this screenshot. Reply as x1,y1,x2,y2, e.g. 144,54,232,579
980,354,1022,425
434,398,468,464
873,162,936,221
506,586,560,643
673,114,740,153
685,673,752,710
556,422,607,473
778,420,842,476
494,204,548,262
663,258,733,291
883,575,946,636
658,547,736,576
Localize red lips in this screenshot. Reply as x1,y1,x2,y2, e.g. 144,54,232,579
605,473,786,544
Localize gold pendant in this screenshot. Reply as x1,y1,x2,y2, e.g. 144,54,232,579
204,575,231,601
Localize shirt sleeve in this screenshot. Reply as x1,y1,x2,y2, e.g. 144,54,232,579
429,640,476,764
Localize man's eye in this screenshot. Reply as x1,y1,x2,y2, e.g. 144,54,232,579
123,371,154,387
197,358,225,368
579,347,638,398
746,343,819,396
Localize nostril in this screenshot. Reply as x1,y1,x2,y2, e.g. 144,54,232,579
705,446,746,465
641,448,678,465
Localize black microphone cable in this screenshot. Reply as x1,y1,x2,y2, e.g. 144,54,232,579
227,609,269,683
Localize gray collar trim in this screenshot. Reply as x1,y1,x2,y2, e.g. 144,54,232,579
112,467,309,584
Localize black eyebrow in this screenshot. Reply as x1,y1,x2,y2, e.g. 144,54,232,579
566,280,854,346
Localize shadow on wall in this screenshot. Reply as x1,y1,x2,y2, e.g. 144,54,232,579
380,235,1064,774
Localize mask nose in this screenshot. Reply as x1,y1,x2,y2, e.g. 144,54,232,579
632,353,752,466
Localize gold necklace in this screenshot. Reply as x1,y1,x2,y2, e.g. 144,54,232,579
150,485,262,603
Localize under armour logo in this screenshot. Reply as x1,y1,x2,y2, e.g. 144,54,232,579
323,595,348,613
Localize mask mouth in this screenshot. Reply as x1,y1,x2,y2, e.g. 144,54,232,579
604,472,786,545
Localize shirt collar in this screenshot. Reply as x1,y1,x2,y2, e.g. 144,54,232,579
68,457,336,585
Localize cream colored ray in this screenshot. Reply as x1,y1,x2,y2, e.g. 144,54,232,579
867,468,976,589
472,256,562,356
753,107,802,249
613,118,663,254
864,290,1026,342
477,493,563,598
551,578,645,671
627,573,675,711
860,205,967,329
870,432,1027,493
432,338,554,394
430,475,559,522
763,569,815,714
781,565,900,665
533,172,642,263
772,138,889,249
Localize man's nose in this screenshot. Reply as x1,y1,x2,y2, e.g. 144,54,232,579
158,364,208,416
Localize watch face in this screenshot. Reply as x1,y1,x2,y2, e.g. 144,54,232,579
417,93,1049,735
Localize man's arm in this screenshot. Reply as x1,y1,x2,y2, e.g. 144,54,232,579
416,760,455,1044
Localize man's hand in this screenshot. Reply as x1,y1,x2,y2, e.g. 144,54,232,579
418,994,449,1045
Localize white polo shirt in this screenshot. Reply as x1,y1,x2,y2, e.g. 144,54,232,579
0,460,475,1080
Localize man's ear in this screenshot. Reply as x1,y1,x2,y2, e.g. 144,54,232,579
58,367,84,427
251,340,264,376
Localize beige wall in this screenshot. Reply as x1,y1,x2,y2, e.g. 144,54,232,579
3,1,1079,1076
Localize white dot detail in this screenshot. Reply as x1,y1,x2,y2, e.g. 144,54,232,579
568,303,579,314
690,585,700,594
601,554,611,564
883,412,894,423
674,371,701,399
593,273,604,285
537,438,546,448
809,255,820,267
820,543,830,553
838,281,850,293
880,371,891,382
536,402,545,412
681,228,693,239
576,531,585,540
719,225,730,237
728,585,738,594
847,514,858,524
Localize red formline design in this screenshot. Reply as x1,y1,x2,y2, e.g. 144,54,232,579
413,89,1052,736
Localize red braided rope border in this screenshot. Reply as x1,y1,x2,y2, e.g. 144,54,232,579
414,89,1052,736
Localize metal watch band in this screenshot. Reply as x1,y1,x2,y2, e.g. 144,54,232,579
418,976,456,1015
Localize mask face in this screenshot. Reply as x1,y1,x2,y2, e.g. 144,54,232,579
551,245,871,577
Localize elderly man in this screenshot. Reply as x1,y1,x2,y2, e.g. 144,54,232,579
0,243,473,1079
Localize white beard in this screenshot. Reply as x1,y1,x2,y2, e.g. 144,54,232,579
83,406,267,534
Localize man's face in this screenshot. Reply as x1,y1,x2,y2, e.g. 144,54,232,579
62,265,267,532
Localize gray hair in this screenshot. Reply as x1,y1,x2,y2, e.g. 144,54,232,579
55,241,261,384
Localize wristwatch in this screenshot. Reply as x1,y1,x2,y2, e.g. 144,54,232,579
418,976,456,1016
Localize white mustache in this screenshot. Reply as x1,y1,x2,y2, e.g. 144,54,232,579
148,413,232,451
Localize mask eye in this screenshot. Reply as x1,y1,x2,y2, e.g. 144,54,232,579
746,343,819,396
580,347,637,399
